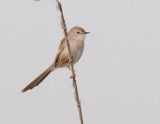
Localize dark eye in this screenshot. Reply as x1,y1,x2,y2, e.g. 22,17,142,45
77,32,80,34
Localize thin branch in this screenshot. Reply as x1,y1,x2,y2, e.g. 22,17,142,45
56,1,84,124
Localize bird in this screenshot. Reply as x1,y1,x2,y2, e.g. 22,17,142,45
21,26,89,92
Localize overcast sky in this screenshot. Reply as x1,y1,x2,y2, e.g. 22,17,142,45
0,0,160,124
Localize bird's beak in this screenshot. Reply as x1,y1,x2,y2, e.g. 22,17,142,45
84,32,90,34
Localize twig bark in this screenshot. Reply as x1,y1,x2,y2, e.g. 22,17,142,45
56,1,84,124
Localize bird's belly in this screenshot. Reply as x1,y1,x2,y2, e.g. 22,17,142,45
74,48,84,63
70,42,84,64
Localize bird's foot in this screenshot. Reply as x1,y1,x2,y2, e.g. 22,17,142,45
69,74,76,79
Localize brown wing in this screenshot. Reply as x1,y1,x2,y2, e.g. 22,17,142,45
55,49,69,67
22,38,68,93
53,49,63,67
59,38,66,49
52,38,69,68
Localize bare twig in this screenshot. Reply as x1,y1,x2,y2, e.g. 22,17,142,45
56,1,84,124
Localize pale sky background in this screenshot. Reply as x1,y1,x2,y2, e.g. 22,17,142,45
0,0,160,124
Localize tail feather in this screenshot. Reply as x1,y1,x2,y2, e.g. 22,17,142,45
22,66,54,92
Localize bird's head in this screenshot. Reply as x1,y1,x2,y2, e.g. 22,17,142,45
68,26,89,41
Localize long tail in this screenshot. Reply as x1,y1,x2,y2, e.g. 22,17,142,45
21,66,55,93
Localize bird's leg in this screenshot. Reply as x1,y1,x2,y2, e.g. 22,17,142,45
67,56,75,78
67,66,76,78
61,56,73,66
67,66,71,71
61,57,69,65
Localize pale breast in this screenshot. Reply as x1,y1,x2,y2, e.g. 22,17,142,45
70,39,84,64
74,47,84,63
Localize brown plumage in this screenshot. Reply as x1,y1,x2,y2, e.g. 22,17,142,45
21,26,89,92
21,66,53,92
